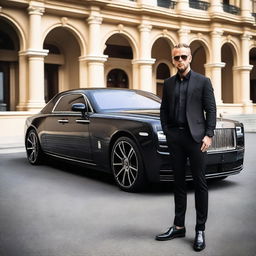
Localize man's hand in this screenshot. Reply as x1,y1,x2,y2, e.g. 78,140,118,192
201,136,212,152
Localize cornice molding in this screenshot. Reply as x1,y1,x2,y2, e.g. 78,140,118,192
27,4,45,15
87,15,103,25
233,65,253,71
19,49,49,57
79,55,108,62
204,62,226,68
132,58,156,65
138,24,152,32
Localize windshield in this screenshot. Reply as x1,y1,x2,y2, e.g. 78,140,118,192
89,89,161,112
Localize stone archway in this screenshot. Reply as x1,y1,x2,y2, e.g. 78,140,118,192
221,43,235,103
43,27,81,101
104,34,133,88
250,47,256,103
156,63,170,98
151,38,172,96
0,18,20,111
190,41,207,75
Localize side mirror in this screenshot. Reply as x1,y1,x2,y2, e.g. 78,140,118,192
72,103,88,118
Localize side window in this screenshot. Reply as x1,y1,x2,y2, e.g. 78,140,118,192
54,94,86,112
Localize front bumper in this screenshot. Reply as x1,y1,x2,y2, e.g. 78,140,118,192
157,148,244,182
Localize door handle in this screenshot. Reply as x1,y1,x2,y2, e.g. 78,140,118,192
58,119,69,124
76,119,90,124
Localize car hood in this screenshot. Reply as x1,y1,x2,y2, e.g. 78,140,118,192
100,111,239,127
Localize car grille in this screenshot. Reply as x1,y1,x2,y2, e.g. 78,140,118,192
208,128,236,152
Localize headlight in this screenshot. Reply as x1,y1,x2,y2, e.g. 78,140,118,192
236,126,243,137
157,131,166,141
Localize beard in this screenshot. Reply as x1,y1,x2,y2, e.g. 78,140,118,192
177,64,189,74
178,67,186,73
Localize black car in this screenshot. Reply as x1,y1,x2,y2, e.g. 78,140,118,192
25,88,245,192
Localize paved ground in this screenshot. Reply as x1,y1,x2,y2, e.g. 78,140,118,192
0,134,256,256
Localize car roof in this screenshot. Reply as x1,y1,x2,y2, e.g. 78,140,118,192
59,88,142,94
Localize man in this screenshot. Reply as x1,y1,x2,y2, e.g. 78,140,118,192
156,43,216,251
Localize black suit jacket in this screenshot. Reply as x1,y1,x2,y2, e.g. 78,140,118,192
160,70,217,143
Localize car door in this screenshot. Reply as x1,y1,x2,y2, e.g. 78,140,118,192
44,93,92,162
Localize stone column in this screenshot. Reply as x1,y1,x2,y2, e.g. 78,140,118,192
209,0,223,13
28,4,44,49
86,8,107,87
137,0,157,6
176,0,189,12
84,56,107,87
241,0,253,21
26,4,48,111
207,28,225,105
133,59,155,92
205,63,225,105
16,53,28,111
27,50,48,111
136,23,155,92
132,62,139,90
236,32,253,113
9,63,16,110
78,57,88,88
178,26,190,44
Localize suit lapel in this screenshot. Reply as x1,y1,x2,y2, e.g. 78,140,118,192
186,71,196,105
168,76,176,115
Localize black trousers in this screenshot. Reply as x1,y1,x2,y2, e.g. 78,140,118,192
166,127,208,231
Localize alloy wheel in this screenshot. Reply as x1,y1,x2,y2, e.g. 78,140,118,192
112,139,139,189
26,130,40,164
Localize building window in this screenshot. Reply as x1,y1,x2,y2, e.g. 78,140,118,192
157,0,177,9
252,0,256,19
107,69,129,88
189,0,210,11
222,0,241,15
104,45,133,59
0,31,15,50
0,62,9,111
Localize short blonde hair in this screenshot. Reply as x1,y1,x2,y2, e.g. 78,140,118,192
173,43,191,49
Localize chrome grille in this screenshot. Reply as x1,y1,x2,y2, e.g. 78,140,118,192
208,128,236,152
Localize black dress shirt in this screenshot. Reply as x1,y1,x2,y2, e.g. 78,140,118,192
174,71,191,126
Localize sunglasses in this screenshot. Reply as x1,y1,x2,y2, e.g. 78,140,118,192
173,55,189,61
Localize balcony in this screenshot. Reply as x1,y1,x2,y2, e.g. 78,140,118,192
189,0,210,11
157,0,177,9
223,3,240,15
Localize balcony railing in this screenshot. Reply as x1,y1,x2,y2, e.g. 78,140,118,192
189,0,210,11
157,0,177,9
223,3,240,15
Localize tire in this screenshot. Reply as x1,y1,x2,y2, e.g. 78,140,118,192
111,136,146,192
25,129,44,165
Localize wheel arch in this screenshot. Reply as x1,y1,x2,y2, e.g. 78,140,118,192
109,130,149,191
108,130,146,174
25,125,38,139
25,124,43,149
109,130,140,159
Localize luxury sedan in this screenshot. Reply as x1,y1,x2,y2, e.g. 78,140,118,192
25,88,245,192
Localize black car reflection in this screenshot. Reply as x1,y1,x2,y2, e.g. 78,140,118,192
25,88,245,192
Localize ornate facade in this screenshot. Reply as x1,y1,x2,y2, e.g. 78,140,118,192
0,0,256,115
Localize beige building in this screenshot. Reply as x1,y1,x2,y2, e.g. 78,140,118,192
0,0,256,118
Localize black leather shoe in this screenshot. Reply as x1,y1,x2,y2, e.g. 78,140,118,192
193,231,206,251
155,226,186,241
